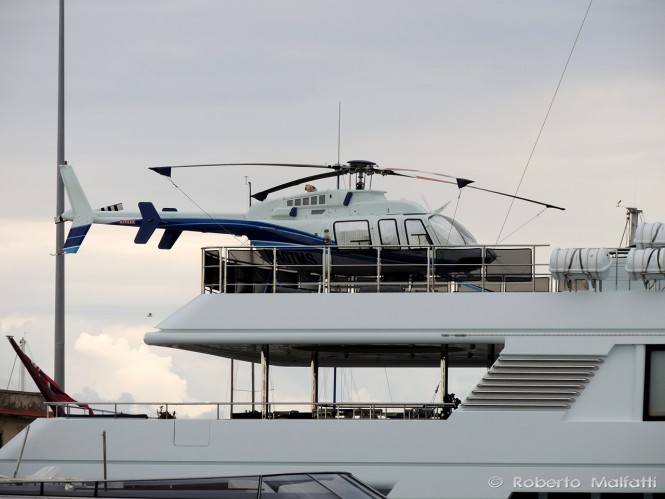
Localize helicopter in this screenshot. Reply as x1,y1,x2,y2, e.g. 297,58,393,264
56,160,564,282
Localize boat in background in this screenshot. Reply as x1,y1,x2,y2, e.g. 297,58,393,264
0,472,387,498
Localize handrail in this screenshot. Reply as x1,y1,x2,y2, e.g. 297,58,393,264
201,243,553,294
202,243,662,293
47,400,459,421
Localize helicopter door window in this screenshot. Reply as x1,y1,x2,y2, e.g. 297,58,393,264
287,200,293,206
303,197,310,206
334,220,372,248
405,219,433,247
378,219,400,249
319,195,326,205
295,199,302,206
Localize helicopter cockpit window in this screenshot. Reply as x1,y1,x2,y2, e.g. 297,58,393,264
405,219,433,247
334,220,372,247
428,215,472,246
378,219,400,249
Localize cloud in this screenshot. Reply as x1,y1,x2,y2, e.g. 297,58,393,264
71,330,215,418
74,331,186,401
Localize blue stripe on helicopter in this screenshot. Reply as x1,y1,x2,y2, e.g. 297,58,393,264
112,218,328,246
63,224,92,254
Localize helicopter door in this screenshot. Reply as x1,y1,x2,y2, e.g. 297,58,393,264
332,220,374,278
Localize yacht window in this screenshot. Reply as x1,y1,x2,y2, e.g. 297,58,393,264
645,345,665,420
334,220,371,247
405,219,432,247
378,219,400,248
428,214,470,246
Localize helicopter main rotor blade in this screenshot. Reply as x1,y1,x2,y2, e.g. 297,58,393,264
149,160,564,210
252,171,345,201
381,167,475,189
409,174,564,210
150,162,334,178
466,185,565,211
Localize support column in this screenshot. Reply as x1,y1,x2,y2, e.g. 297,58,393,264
261,345,270,418
251,363,256,413
440,345,449,404
54,0,66,389
310,352,319,413
229,359,234,419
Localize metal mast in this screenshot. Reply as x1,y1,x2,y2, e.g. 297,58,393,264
54,0,66,387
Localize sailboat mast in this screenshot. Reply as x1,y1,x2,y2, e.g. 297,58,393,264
54,0,66,388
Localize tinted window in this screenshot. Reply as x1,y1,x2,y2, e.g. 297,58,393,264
334,221,371,246
378,219,400,248
405,219,432,246
645,345,665,420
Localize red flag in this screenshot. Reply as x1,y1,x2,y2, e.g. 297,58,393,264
7,336,93,416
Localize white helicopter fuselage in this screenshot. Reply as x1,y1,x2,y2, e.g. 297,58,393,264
57,164,478,252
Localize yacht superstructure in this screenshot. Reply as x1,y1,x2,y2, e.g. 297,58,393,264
1,214,664,499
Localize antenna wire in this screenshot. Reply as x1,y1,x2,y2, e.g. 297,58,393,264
496,0,593,243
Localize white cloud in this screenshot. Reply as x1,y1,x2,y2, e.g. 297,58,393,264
74,331,186,401
71,330,216,418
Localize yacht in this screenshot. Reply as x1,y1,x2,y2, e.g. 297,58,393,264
0,208,663,499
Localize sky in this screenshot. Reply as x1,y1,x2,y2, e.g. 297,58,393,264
0,0,664,416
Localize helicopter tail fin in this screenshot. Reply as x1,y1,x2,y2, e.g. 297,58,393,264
58,164,95,254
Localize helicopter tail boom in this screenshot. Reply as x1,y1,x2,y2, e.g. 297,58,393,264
59,164,95,253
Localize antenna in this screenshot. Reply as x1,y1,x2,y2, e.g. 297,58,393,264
336,101,341,190
245,176,252,207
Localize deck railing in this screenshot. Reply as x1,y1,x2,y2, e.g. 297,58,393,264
201,244,552,294
201,244,664,293
49,400,460,421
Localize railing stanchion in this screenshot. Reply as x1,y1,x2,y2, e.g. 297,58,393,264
376,246,381,292
325,246,331,293
272,247,277,293
482,246,486,291
427,246,432,292
222,249,228,293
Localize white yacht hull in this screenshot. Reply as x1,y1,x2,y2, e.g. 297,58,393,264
1,409,663,498
3,283,663,498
